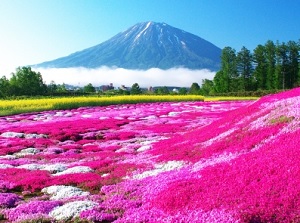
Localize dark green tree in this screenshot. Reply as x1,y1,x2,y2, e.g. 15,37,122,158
298,39,300,86
0,76,10,97
118,89,130,95
253,45,267,90
178,87,188,95
155,86,169,95
237,46,253,91
47,80,57,95
56,83,67,93
213,70,224,93
201,79,215,95
189,82,201,95
265,40,277,90
275,42,289,90
218,47,238,92
130,83,142,95
83,83,96,93
10,67,46,96
286,41,299,88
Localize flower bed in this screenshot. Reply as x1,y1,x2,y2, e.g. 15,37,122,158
0,88,299,222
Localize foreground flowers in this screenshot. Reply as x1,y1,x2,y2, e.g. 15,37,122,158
0,88,299,222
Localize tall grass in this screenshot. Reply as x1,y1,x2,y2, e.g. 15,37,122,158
0,95,205,116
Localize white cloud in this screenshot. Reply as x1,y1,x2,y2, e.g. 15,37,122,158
34,67,216,88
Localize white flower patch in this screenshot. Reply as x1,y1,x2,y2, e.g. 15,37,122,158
42,185,90,200
53,166,93,176
44,147,64,154
1,132,25,138
168,112,180,116
136,145,151,152
139,115,157,120
140,139,159,145
58,140,76,145
42,163,67,173
54,111,73,117
201,128,237,147
0,155,16,160
115,147,131,153
24,133,47,139
0,132,47,139
127,117,136,120
102,173,110,177
49,200,97,220
0,163,14,169
159,114,168,118
133,161,186,180
192,152,241,172
81,114,92,118
14,148,40,157
17,163,43,170
114,117,125,120
54,112,64,117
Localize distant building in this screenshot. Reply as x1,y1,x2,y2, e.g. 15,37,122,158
101,83,114,91
119,85,128,91
148,86,153,92
172,88,179,93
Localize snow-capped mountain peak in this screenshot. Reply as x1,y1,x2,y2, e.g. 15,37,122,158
34,21,221,70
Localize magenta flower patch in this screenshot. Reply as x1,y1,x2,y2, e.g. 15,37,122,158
1,89,300,222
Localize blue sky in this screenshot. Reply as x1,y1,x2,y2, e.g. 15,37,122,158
0,0,299,76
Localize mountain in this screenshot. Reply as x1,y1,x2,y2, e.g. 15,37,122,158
34,22,221,71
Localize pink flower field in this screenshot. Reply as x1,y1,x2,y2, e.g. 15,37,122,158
0,88,300,222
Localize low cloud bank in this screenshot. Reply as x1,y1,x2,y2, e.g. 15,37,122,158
35,67,216,88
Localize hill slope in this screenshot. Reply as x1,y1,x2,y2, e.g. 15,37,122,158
147,88,300,222
34,21,221,70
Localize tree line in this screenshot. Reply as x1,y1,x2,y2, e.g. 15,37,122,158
0,67,96,98
0,67,205,98
209,40,300,95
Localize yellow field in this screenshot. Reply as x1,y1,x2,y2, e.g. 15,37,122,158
0,95,260,116
0,95,205,116
204,96,259,101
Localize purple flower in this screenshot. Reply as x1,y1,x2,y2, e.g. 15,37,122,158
6,200,62,221
80,209,115,222
0,193,20,208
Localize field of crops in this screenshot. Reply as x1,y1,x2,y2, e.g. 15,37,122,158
0,95,205,116
0,89,299,222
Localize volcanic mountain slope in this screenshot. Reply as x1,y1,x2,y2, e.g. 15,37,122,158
34,21,221,70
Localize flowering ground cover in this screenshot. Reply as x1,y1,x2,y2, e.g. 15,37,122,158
0,88,299,222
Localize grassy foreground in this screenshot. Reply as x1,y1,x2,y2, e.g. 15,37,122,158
0,95,259,116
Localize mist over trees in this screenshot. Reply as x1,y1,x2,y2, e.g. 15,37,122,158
1,39,300,98
0,67,194,98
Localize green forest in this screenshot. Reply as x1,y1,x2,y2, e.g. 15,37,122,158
205,40,300,96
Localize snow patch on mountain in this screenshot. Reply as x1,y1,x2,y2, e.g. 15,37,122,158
134,21,152,42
